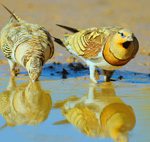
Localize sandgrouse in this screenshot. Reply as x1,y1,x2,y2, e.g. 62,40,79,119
54,24,139,83
1,5,54,81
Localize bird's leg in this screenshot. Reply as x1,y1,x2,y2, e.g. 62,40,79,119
7,76,16,90
102,69,115,82
84,84,96,104
89,65,97,83
8,59,16,76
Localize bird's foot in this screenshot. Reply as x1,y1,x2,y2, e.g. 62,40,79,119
11,69,20,76
103,76,116,82
90,78,98,84
11,70,16,77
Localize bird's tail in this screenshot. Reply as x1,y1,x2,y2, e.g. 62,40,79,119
52,36,66,48
0,123,8,130
56,24,81,33
53,120,69,125
1,4,20,22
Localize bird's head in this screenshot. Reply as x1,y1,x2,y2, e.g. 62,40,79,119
26,58,42,82
116,29,134,48
110,28,136,60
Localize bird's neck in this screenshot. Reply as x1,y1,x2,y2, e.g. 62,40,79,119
26,58,42,71
26,60,30,73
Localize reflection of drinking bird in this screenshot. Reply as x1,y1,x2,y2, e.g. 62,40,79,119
0,77,52,129
54,82,136,142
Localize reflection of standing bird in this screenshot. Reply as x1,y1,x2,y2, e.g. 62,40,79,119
0,77,52,129
1,5,54,81
54,82,136,141
54,24,139,83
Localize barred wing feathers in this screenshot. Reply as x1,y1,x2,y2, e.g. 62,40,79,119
1,20,54,61
65,27,122,59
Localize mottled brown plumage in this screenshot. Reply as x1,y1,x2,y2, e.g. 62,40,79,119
65,27,115,59
1,5,54,81
54,25,139,83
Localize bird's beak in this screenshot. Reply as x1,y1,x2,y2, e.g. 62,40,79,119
127,36,133,42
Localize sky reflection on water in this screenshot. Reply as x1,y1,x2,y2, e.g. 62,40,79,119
0,76,149,142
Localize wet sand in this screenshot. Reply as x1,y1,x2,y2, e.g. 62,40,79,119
0,0,150,142
0,0,150,72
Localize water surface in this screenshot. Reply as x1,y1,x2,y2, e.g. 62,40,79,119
0,72,149,142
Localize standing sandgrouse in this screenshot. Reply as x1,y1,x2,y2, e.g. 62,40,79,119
54,24,139,83
1,5,54,81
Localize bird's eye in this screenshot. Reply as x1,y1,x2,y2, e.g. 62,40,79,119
120,33,125,38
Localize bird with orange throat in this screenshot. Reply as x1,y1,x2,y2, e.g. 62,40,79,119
54,24,139,83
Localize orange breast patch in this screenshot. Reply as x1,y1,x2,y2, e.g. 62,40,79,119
103,37,139,66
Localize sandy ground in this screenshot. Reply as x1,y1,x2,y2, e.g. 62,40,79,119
0,0,150,74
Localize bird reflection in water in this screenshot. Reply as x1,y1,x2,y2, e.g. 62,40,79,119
54,82,136,142
0,77,52,129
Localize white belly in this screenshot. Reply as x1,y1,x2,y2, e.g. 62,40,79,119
66,45,79,56
81,51,122,70
66,45,123,70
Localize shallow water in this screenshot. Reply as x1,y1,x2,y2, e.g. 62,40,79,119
0,70,149,142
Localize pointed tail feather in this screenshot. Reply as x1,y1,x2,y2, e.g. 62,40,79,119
56,24,80,33
53,119,69,125
52,36,66,47
1,4,19,22
9,9,15,22
0,123,8,130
